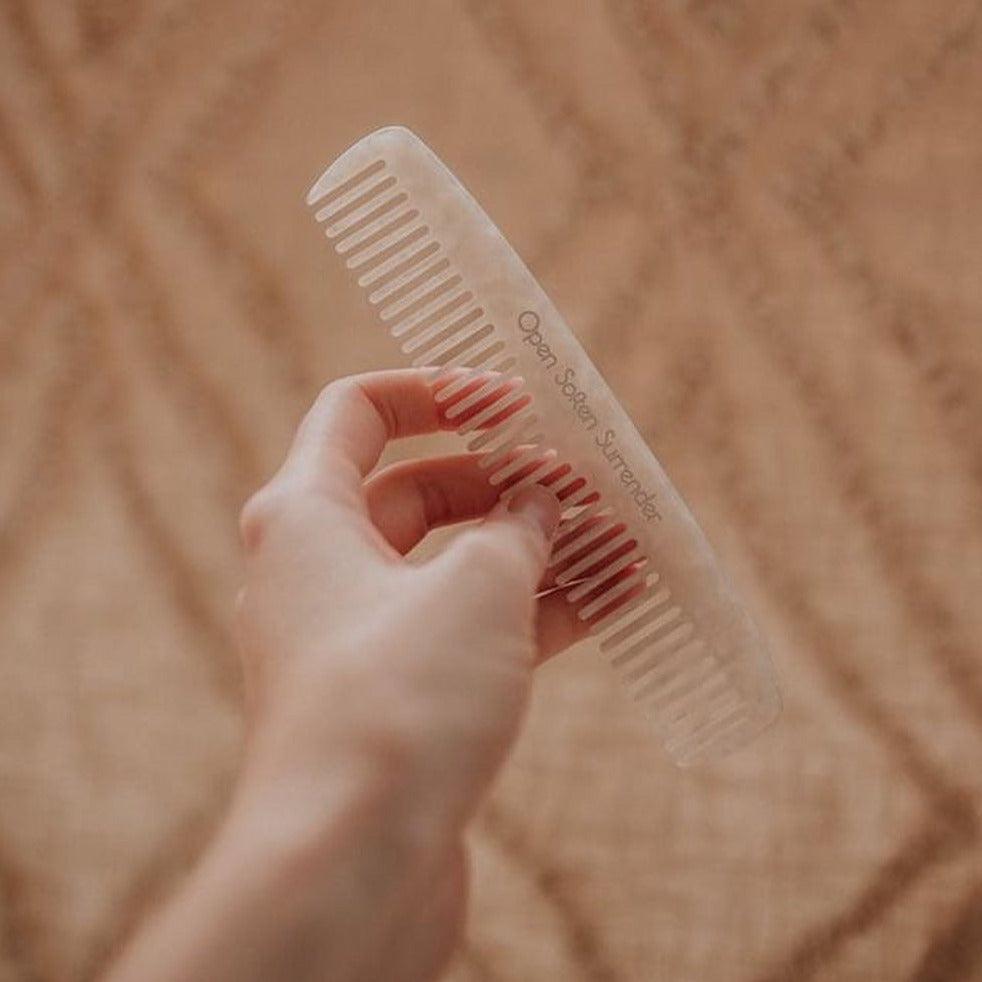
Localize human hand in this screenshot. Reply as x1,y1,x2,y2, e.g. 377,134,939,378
109,369,597,982
233,369,590,828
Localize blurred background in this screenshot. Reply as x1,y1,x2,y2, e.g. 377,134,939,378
2,1,982,980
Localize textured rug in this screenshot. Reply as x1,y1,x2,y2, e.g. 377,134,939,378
2,2,982,980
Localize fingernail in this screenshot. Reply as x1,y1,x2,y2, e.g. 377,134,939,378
507,485,561,539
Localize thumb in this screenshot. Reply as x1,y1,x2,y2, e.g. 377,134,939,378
440,485,561,602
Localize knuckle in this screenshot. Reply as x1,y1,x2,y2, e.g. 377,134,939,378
455,531,502,566
313,376,361,420
455,531,528,586
238,484,292,551
327,373,399,439
316,376,353,406
414,471,454,526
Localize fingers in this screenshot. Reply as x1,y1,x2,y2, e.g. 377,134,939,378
364,454,501,554
282,370,449,492
363,438,561,555
534,591,590,663
363,449,646,665
241,369,512,550
534,554,649,661
439,485,562,603
277,369,524,506
538,516,636,591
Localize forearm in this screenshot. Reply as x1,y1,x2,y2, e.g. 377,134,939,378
108,368,563,981
106,741,448,982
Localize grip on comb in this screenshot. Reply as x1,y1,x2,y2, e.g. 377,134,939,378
307,126,781,765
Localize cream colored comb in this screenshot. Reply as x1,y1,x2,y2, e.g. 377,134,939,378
306,126,780,765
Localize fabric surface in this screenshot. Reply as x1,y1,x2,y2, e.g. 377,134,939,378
2,1,982,979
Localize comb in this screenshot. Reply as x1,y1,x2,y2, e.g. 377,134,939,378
306,126,780,765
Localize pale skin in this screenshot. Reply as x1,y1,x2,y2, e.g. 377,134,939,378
105,369,608,982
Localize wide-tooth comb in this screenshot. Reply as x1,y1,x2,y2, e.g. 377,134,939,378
306,126,781,766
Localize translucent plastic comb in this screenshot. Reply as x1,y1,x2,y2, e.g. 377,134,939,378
306,126,780,765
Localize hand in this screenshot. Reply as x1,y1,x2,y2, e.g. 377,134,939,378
107,369,591,982
235,369,587,827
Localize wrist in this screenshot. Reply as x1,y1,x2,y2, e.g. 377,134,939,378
188,738,452,981
235,657,483,857
231,743,438,871
229,694,459,881
108,726,454,982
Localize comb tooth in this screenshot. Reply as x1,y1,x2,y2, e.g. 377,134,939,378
556,492,606,522
369,252,446,304
433,363,493,402
552,471,590,497
389,290,471,341
662,690,742,747
316,174,398,226
457,382,526,434
539,461,573,489
328,191,411,243
588,580,666,632
633,643,714,706
486,443,542,486
358,237,438,288
579,571,655,623
371,258,450,308
671,720,748,767
350,229,430,283
498,452,559,496
380,272,461,326
378,259,450,320
468,416,517,455
666,700,749,764
556,529,633,584
488,440,546,486
636,662,716,712
437,338,505,375
608,605,687,663
348,225,430,275
307,158,386,207
402,301,481,352
447,368,515,424
418,323,493,368
608,608,687,664
674,709,754,765
651,662,728,720
618,624,697,686
321,186,402,237
394,294,472,346
580,576,652,630
556,498,606,535
623,632,698,692
358,241,442,294
566,548,643,603
617,629,697,693
381,271,461,322
600,589,678,650
550,516,617,566
556,502,610,544
476,413,539,463
663,678,735,735
402,307,491,365
442,370,511,417
685,689,744,729
555,531,634,585
437,357,515,406
336,206,419,257
555,478,600,510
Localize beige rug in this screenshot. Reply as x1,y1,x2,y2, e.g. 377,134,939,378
2,1,982,979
